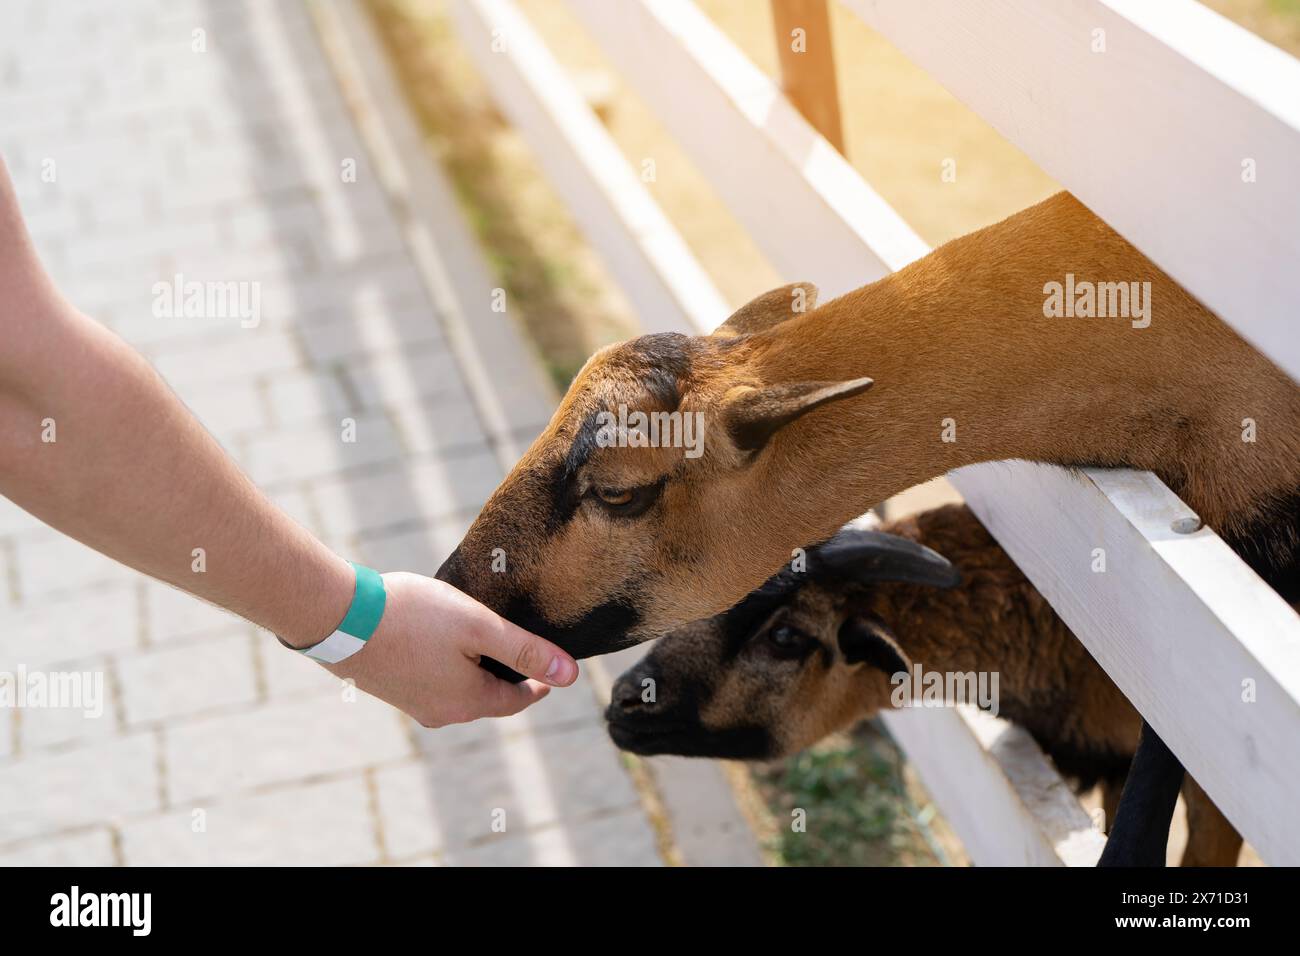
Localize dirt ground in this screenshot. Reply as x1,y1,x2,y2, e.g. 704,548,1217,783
367,0,1290,866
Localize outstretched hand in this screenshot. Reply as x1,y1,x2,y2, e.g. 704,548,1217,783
326,572,578,728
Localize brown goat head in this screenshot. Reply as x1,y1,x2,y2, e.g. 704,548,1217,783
604,525,959,759
436,283,877,664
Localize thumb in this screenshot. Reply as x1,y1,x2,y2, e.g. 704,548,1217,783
477,617,578,687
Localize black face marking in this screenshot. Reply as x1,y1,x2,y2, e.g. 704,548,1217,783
624,332,693,408
503,592,642,662
544,410,604,531
718,569,806,662
545,338,696,533
608,720,773,759
604,654,773,759
715,528,862,661
562,411,603,480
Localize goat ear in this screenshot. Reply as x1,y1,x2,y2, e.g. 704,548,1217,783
713,282,819,336
837,615,911,676
722,378,874,454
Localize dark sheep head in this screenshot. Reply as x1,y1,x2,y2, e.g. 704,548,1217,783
604,523,960,759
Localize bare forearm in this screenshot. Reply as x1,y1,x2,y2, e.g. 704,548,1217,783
0,155,576,727
0,290,351,647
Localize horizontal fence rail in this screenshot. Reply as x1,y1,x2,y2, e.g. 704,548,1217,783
568,0,931,298
843,0,1300,385
886,706,1107,865
454,0,1300,863
451,0,729,336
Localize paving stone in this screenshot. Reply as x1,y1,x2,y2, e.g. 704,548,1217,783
0,828,118,866
373,760,447,860
0,733,159,844
352,515,473,575
121,775,380,866
164,691,412,804
116,631,259,726
412,671,606,760
112,307,274,351
298,301,443,365
14,533,136,599
389,396,492,457
61,216,221,272
383,681,610,846
144,580,244,644
0,541,12,610
404,721,642,852
262,367,354,427
240,411,406,486
221,193,392,256
174,378,269,438
255,635,343,698
0,583,140,669
447,807,662,867
252,257,429,323
0,496,45,537
0,705,13,759
15,656,119,751
345,346,467,410
307,450,501,540
300,199,409,267
151,328,303,387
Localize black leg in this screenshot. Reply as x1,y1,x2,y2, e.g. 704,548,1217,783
1098,720,1185,867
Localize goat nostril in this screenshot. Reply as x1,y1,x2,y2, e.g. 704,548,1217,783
614,682,653,712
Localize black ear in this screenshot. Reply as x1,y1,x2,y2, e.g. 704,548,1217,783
837,615,911,677
815,529,961,589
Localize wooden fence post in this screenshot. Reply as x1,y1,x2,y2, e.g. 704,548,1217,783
770,0,845,154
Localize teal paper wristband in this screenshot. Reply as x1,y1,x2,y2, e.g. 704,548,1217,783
338,563,387,641
287,563,387,664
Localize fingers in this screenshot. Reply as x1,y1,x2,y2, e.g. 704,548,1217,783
477,616,578,687
478,675,552,718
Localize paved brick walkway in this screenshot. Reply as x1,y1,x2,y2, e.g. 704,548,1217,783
0,0,664,865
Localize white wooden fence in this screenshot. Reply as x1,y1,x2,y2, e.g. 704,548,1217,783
450,0,1300,865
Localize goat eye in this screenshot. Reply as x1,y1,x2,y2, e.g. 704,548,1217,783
595,487,634,506
587,480,665,518
767,624,811,658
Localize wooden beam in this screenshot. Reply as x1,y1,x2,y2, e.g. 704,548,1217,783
883,707,1106,866
770,0,845,153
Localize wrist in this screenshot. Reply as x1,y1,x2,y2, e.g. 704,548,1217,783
277,553,356,650
279,561,388,664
